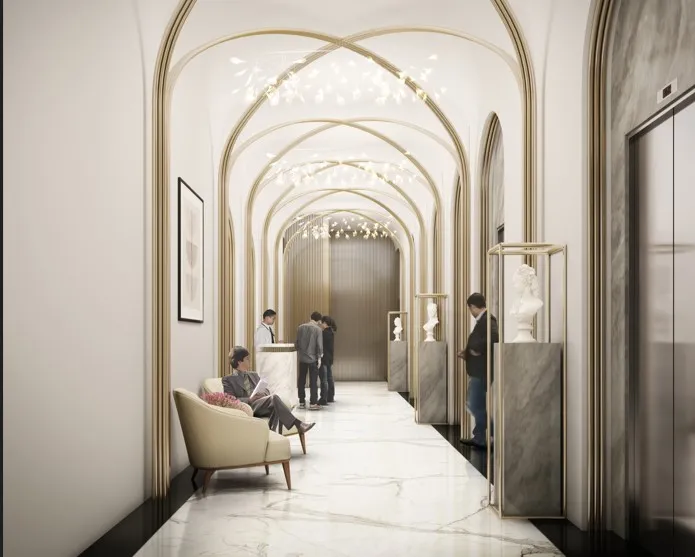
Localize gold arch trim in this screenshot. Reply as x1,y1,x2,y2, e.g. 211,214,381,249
259,160,428,308
230,118,460,173
271,190,418,396
490,0,537,245
268,187,424,304
586,0,614,530
169,27,521,86
214,30,466,361
152,0,534,497
279,209,408,358
245,121,444,351
478,112,502,290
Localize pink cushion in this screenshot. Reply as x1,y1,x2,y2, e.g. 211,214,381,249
200,392,253,417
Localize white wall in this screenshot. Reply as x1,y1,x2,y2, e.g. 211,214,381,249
169,57,217,475
508,0,593,529
3,0,149,554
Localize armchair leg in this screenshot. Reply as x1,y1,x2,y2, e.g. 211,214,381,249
282,461,292,490
202,470,215,495
191,468,199,482
265,465,270,475
299,432,307,455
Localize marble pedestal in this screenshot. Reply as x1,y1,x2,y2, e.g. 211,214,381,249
256,344,298,408
417,341,447,424
388,341,408,392
493,343,562,517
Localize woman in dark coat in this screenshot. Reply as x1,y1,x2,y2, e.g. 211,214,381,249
319,315,337,404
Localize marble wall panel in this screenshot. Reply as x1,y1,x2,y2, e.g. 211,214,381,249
496,343,563,517
608,0,695,536
418,342,447,424
389,341,408,392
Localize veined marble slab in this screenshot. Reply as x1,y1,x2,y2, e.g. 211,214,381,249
136,382,561,557
388,341,408,392
256,344,298,408
494,343,563,518
417,341,447,424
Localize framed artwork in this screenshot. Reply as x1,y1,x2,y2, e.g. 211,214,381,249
178,178,204,323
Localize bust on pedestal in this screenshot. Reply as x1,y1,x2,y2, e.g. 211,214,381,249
393,317,403,341
509,264,543,343
422,303,439,342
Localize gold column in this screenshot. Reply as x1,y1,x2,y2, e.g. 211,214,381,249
586,0,614,530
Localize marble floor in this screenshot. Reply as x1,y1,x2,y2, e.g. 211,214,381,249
135,382,563,557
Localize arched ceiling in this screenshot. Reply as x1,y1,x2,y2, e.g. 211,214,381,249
167,0,524,234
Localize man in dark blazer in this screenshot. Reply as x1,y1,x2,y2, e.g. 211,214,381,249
457,293,499,448
223,346,315,435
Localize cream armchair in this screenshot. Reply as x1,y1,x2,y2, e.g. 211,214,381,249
202,377,308,454
173,389,291,494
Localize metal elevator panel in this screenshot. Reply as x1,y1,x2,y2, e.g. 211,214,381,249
673,99,695,554
329,235,399,381
634,114,675,557
631,94,695,556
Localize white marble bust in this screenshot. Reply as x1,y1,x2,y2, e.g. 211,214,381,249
510,264,544,343
422,302,439,342
393,317,403,341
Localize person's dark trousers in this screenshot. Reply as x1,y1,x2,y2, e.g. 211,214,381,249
251,394,298,432
318,365,328,404
325,363,335,402
298,361,319,405
466,376,489,445
319,364,335,404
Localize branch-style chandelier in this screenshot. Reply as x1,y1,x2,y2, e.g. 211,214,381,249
265,157,422,188
228,51,448,107
294,214,396,240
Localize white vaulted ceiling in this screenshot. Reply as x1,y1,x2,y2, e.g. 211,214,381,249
168,0,524,231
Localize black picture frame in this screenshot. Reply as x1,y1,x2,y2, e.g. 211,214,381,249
178,177,204,323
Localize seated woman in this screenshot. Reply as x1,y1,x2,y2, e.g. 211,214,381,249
222,346,315,435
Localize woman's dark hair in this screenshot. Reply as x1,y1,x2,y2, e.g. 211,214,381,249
230,346,250,369
321,315,337,332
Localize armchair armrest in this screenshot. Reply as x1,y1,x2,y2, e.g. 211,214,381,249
174,390,270,470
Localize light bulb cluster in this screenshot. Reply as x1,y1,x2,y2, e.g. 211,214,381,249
294,215,395,240
265,156,421,188
229,52,447,107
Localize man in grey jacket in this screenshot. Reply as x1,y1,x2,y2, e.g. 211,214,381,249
295,311,324,410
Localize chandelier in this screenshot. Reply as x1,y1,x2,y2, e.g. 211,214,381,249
229,51,447,107
265,157,423,188
294,215,395,240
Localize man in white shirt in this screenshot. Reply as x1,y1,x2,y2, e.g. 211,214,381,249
254,309,277,347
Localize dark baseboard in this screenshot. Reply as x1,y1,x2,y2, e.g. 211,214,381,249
429,421,652,557
78,466,198,557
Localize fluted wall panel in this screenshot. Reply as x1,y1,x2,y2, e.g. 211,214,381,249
283,216,330,343
330,236,400,381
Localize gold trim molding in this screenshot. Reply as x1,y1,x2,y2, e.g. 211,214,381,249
152,1,535,496
586,0,614,530
478,112,502,290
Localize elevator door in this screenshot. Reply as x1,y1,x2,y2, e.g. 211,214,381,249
329,236,399,381
632,95,695,556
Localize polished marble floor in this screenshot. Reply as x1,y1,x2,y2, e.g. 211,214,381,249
135,382,562,556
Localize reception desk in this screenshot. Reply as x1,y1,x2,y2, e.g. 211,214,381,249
256,343,298,409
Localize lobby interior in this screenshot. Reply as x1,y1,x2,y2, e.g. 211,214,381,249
4,0,695,556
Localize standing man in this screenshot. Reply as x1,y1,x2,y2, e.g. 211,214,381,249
295,311,323,410
457,293,499,449
255,309,277,347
